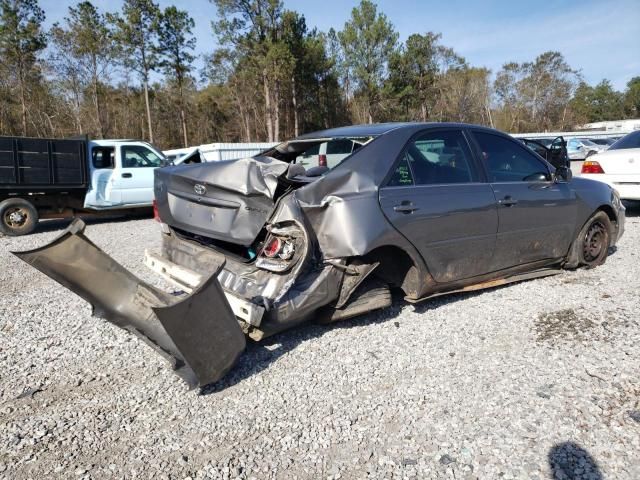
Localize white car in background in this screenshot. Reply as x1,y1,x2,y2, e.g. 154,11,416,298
581,131,640,200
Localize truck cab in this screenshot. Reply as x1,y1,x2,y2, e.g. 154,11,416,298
84,140,167,208
0,136,167,236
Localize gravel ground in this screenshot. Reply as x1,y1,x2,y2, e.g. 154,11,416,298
1,209,639,480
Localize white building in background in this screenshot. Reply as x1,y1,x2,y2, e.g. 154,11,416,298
164,142,278,164
511,119,640,142
579,119,640,133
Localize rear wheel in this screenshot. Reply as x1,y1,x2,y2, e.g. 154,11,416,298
0,198,39,236
575,211,611,269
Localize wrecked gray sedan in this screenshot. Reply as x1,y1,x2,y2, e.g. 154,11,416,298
15,123,625,388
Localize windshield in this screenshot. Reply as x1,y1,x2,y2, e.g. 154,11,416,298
609,131,640,150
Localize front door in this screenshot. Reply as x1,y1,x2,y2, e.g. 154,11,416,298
112,144,164,205
470,130,578,271
379,129,498,283
549,136,569,169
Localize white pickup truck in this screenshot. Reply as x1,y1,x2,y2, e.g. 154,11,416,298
0,136,167,235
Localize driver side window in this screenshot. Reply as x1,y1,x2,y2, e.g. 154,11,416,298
121,145,164,168
473,132,550,182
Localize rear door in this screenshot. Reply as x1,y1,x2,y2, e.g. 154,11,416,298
112,144,165,205
379,128,498,283
469,130,578,271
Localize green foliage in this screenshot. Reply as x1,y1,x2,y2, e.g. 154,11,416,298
109,0,161,79
0,0,47,135
0,0,638,147
493,51,581,132
570,80,624,123
623,77,640,118
338,0,398,122
387,33,441,120
158,6,195,83
0,0,46,67
50,1,117,137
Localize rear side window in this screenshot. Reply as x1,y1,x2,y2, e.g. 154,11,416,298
473,131,550,182
92,147,114,169
392,129,476,186
387,156,414,186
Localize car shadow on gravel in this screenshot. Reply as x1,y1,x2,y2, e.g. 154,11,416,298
200,287,502,395
548,442,603,479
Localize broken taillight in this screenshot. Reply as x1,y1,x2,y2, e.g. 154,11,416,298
153,199,160,221
257,231,298,272
581,160,605,174
262,236,282,258
318,154,327,167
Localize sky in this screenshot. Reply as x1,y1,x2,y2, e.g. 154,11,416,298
39,0,640,90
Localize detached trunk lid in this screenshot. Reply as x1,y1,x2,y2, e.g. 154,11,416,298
155,157,290,245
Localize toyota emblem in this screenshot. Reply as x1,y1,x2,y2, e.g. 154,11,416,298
194,184,206,195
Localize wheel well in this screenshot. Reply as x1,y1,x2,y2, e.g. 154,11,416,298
361,245,422,299
596,205,617,226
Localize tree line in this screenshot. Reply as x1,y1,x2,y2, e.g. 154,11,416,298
0,0,638,149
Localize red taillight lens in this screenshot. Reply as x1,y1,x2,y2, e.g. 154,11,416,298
581,160,605,174
318,154,327,167
152,199,160,221
262,237,282,258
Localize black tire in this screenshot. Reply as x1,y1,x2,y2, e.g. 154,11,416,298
317,278,392,324
573,211,611,269
0,198,39,236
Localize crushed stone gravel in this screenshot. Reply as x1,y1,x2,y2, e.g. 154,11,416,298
1,209,639,479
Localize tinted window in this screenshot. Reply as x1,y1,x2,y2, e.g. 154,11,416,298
474,131,550,182
387,156,414,187
610,131,640,150
121,145,164,168
92,147,114,169
400,130,475,185
522,140,548,159
302,144,320,156
326,139,353,155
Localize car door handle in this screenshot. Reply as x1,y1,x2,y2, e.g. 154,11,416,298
393,202,419,214
122,173,132,178
498,196,518,207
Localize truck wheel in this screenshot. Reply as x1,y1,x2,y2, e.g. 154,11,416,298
0,198,39,236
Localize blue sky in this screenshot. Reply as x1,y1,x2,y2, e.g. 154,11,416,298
40,0,639,90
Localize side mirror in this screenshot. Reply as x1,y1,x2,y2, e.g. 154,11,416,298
554,166,572,182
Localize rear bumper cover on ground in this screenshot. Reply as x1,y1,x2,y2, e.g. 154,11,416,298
12,218,246,389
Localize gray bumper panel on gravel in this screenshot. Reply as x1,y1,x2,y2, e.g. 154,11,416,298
12,218,246,389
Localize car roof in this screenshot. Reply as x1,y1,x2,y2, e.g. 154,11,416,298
294,122,496,140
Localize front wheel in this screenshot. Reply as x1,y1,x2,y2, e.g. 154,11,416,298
574,211,611,269
0,198,39,236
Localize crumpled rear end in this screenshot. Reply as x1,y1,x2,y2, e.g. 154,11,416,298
12,218,246,389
